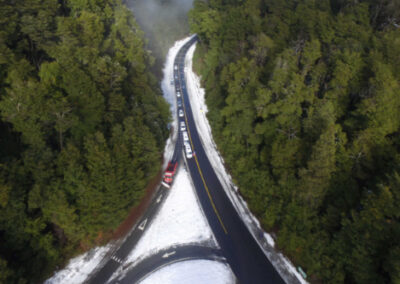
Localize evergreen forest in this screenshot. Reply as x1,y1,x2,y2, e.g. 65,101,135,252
0,0,170,282
189,0,400,282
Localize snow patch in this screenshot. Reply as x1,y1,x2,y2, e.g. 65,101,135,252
109,165,219,281
124,168,217,264
44,245,111,284
264,232,275,247
138,260,235,284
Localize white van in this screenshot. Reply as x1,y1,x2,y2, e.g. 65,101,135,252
180,121,186,131
182,131,189,142
184,142,193,159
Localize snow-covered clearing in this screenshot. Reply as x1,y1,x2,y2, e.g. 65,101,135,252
139,259,235,284
125,168,217,258
185,42,308,284
110,168,218,281
45,245,111,284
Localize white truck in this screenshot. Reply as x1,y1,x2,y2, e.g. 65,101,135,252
184,142,193,159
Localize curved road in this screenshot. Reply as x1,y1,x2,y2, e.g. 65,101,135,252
110,245,225,284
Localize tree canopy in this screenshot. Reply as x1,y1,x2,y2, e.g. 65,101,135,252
0,0,169,282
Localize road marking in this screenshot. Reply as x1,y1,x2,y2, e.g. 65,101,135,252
156,194,163,203
111,256,123,264
179,62,228,235
138,218,148,231
162,251,176,258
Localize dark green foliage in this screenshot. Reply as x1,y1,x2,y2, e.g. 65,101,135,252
0,0,169,282
190,0,400,282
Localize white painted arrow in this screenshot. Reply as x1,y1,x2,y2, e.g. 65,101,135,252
138,218,148,231
156,194,163,203
162,251,176,258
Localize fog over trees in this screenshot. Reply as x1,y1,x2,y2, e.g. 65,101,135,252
127,0,194,76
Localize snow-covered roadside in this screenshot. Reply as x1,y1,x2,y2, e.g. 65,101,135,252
109,168,218,281
185,42,308,284
45,245,112,284
139,259,235,284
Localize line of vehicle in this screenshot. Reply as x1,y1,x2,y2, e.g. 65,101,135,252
177,52,228,235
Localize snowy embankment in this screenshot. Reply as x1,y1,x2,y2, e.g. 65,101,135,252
139,260,235,284
109,168,220,281
185,42,308,284
44,245,111,284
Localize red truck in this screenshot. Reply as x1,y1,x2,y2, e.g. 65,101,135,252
161,161,178,188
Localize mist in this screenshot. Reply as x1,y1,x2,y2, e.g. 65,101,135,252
126,0,194,76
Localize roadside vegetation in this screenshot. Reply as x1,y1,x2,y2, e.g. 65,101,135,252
0,0,169,282
189,0,400,282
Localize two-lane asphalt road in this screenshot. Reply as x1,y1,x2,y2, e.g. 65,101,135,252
176,37,285,283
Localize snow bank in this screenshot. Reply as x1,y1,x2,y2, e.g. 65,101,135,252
139,260,235,284
45,245,111,284
123,169,217,265
109,166,220,281
185,43,308,284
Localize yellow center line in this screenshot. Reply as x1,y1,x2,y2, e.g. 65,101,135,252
179,61,228,235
